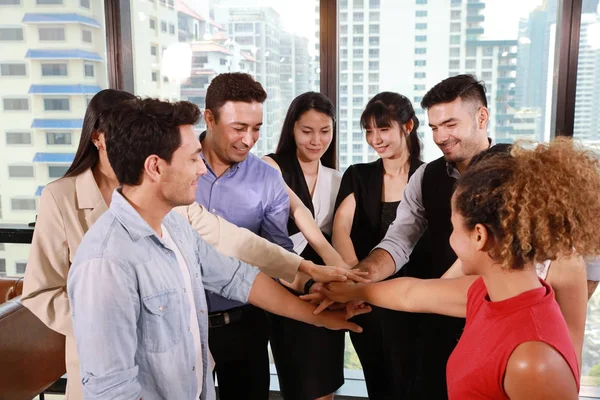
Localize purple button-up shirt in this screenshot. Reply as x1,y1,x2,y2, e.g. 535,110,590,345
196,143,293,312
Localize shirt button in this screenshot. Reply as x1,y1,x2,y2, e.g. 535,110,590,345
158,306,164,312
192,366,196,371
199,309,205,314
188,326,191,331
215,181,219,185
195,273,199,278
211,208,216,212
183,288,187,293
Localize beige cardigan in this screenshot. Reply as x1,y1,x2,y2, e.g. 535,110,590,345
21,168,302,399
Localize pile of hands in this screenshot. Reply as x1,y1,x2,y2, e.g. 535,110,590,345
301,263,373,333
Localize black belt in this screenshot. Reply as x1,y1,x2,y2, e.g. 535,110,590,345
208,305,249,328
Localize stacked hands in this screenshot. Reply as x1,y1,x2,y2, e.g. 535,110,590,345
302,264,372,332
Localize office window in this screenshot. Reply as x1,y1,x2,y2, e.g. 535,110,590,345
415,35,427,42
46,131,72,145
16,262,26,274
353,49,363,58
368,73,379,81
39,27,65,41
340,37,348,46
44,98,69,111
160,21,167,32
414,84,426,91
415,23,427,30
340,12,347,22
466,60,476,69
369,0,379,7
416,10,427,17
354,25,363,34
152,71,158,82
353,73,364,82
37,0,62,3
482,59,493,69
369,49,379,58
353,61,362,70
414,96,423,103
82,29,92,43
0,0,20,4
369,36,379,46
450,48,460,57
416,0,427,4
449,60,460,69
169,24,175,35
0,63,26,76
368,61,379,70
0,28,23,41
149,18,156,30
80,0,90,8
482,71,492,80
451,10,461,20
352,97,363,106
8,165,34,178
483,47,494,56
42,63,68,76
151,44,158,56
415,60,426,67
48,165,69,178
369,25,379,34
340,25,348,35
353,12,363,21
467,47,477,57
370,12,379,21
84,63,94,77
450,35,461,45
3,98,28,111
354,0,363,8
6,131,31,145
11,198,36,211
415,47,427,54
414,72,426,79
0,259,5,276
353,37,363,46
369,84,378,93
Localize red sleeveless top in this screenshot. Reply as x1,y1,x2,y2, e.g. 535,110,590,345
446,277,580,399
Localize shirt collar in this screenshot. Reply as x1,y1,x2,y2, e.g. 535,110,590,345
444,137,495,178
199,130,243,177
109,189,161,242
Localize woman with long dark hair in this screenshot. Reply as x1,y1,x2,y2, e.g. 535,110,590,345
263,91,345,400
322,138,598,399
21,89,355,399
331,92,432,399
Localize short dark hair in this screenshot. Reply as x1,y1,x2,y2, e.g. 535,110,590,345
99,98,201,185
64,89,135,178
276,92,337,169
421,74,487,110
360,92,422,163
205,73,267,123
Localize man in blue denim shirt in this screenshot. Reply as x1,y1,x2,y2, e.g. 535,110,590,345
67,98,364,400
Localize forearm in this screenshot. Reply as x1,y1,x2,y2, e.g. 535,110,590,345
332,230,359,267
354,249,396,282
248,273,321,325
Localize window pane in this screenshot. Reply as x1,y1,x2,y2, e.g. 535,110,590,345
41,63,68,76
48,165,69,178
0,1,107,230
131,0,321,154
0,63,26,76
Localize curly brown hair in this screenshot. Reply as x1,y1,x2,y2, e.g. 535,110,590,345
205,73,267,123
454,137,600,269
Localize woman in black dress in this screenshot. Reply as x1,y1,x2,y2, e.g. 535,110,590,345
332,92,432,399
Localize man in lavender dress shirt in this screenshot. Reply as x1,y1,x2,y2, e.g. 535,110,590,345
195,73,294,399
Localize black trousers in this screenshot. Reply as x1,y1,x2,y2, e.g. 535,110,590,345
209,305,270,400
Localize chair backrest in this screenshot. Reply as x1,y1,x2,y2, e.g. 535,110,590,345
0,295,66,400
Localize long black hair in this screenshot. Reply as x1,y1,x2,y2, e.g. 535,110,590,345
63,89,136,178
360,92,422,163
275,92,337,169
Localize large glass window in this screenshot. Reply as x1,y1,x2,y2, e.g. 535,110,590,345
572,3,600,393
0,0,108,278
130,0,319,158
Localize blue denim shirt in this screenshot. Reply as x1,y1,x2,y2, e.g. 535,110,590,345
67,190,260,400
196,147,293,312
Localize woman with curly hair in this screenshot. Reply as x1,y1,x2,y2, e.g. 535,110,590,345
319,138,600,399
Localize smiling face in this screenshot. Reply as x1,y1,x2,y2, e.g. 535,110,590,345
428,97,487,164
293,109,333,163
364,118,412,160
205,101,263,165
158,124,207,207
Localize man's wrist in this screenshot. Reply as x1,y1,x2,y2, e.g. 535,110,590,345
303,278,316,294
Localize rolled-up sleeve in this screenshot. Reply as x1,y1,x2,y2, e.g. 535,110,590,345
195,233,260,303
375,163,429,274
585,256,600,282
67,258,142,400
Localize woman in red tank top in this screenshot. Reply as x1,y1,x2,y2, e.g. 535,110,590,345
320,138,600,399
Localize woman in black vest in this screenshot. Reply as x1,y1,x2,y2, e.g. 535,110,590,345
263,92,345,400
332,92,432,399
